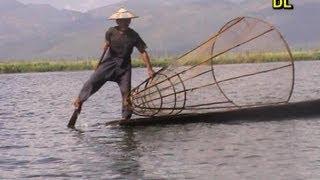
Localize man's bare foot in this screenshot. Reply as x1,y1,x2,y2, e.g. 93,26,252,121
73,97,82,110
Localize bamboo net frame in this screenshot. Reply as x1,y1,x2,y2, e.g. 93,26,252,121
130,17,295,117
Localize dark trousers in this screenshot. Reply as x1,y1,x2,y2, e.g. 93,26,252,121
78,61,132,119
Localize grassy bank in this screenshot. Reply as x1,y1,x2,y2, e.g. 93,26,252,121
0,51,319,74
176,51,320,65
0,58,171,74
212,50,320,65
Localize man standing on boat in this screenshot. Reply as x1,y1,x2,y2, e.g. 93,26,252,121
73,8,155,121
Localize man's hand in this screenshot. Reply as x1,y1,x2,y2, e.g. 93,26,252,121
103,42,109,51
140,51,155,79
148,68,156,79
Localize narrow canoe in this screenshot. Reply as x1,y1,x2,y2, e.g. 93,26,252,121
106,99,320,126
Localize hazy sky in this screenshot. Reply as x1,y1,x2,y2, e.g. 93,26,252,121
17,0,123,12
17,0,246,12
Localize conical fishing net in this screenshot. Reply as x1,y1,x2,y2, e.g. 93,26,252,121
130,17,294,117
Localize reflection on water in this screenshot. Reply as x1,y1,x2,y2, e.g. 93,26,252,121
0,61,320,179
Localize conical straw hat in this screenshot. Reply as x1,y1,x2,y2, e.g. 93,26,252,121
108,7,139,20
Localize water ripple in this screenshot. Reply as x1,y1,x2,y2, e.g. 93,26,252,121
0,64,319,179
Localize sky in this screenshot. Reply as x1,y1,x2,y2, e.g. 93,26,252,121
17,0,246,12
17,0,123,12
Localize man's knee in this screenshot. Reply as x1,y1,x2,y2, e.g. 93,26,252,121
79,75,106,102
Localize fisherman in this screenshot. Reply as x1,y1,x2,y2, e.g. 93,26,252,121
73,8,155,120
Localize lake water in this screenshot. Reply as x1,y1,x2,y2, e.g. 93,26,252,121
0,61,320,179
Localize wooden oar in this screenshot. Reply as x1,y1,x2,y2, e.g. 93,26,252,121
67,49,107,128
67,105,82,128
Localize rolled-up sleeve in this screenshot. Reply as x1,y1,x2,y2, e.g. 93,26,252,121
105,28,112,45
135,34,147,53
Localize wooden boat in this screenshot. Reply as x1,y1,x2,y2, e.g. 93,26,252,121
106,99,320,126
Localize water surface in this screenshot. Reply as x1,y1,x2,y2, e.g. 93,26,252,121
0,61,320,179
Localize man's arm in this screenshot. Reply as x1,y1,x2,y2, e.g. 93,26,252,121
96,42,110,70
103,41,110,51
140,50,155,78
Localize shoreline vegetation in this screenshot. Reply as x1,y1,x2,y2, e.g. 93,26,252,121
1,51,320,74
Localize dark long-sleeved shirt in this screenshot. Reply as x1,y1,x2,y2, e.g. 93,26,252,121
104,26,147,70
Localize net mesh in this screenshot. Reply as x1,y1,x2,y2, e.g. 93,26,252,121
130,17,294,117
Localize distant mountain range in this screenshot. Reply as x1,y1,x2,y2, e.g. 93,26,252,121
0,0,319,60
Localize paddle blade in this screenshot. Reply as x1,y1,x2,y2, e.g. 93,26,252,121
68,109,81,128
